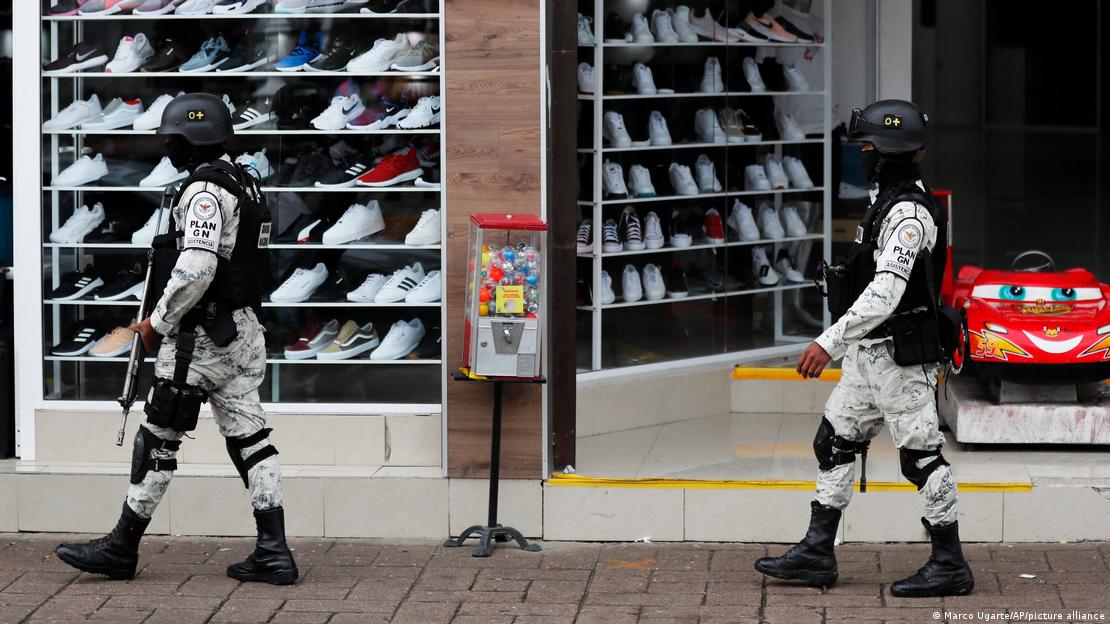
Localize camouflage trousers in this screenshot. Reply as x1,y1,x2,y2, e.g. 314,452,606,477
816,340,958,526
126,309,283,519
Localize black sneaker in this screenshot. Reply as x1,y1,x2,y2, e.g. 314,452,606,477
315,156,371,188
45,42,109,73
85,219,135,243
218,42,273,73
286,148,333,187
316,272,349,302
690,261,724,292
669,209,692,247
307,34,357,72
276,212,328,244
49,0,83,16
231,96,275,130
50,267,104,301
603,12,628,42
142,38,188,73
94,265,145,301
275,83,327,130
665,263,689,298
413,325,441,359
364,0,436,13
52,323,105,357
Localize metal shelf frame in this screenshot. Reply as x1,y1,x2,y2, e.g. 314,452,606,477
578,0,833,376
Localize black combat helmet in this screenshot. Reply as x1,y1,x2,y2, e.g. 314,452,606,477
847,99,929,155
157,93,233,145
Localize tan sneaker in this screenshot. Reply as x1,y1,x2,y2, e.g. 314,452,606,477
317,320,379,360
90,326,136,357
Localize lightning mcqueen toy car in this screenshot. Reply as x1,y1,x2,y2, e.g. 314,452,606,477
946,251,1110,384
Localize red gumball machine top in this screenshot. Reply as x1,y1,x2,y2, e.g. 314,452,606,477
462,214,547,379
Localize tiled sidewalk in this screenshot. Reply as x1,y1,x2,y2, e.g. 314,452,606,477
0,535,1108,623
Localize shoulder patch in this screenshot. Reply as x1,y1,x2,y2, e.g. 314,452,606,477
896,221,923,250
182,190,222,254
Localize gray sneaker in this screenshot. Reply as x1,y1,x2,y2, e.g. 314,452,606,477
391,38,440,72
180,34,231,73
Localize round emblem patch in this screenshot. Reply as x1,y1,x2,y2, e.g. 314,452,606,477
897,222,922,249
190,191,219,221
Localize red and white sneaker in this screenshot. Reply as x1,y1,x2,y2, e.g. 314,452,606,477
704,208,725,244
356,147,423,187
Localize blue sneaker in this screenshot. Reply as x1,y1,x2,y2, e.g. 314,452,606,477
180,34,231,73
275,30,323,72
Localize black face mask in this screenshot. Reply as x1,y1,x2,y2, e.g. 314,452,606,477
859,150,881,183
165,135,196,171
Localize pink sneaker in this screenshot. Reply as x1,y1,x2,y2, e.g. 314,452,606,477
79,0,142,15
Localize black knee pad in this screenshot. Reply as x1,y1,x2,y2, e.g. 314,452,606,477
813,417,862,471
899,448,950,490
226,428,278,488
130,426,182,485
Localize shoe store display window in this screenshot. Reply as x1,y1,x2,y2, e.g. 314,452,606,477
34,0,444,407
575,0,831,373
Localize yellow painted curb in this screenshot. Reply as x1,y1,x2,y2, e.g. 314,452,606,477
732,367,842,382
546,473,1032,493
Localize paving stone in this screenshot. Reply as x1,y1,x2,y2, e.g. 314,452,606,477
144,608,213,624
269,611,332,624
176,574,241,598
208,597,284,623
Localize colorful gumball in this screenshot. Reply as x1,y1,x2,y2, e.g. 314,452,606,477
479,303,489,316
489,268,503,282
503,249,516,263
526,274,538,286
478,288,491,303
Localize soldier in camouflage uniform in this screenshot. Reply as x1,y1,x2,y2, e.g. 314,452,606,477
755,100,973,598
56,94,297,586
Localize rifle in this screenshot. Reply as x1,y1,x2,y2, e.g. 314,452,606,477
116,186,176,446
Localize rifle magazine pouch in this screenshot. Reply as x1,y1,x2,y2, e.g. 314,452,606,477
144,377,207,432
889,311,947,367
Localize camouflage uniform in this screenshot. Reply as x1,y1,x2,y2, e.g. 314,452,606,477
812,182,958,527
126,156,282,519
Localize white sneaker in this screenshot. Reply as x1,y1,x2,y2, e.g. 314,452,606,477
105,34,154,73
312,94,366,131
396,95,441,129
622,264,643,303
55,153,109,187
82,97,143,130
375,262,426,303
776,250,807,284
727,201,761,241
743,163,771,191
631,14,654,43
699,57,724,93
782,205,809,237
758,203,786,239
648,111,672,146
43,95,102,132
784,64,810,92
370,319,425,360
322,201,385,245
669,163,698,196
743,57,766,93
695,108,726,144
643,211,664,249
668,6,699,43
695,154,721,192
405,270,442,303
603,111,632,148
628,164,655,198
762,154,789,189
347,273,387,303
51,203,106,243
603,159,629,198
642,264,665,300
689,8,738,43
576,220,592,254
577,13,595,46
599,271,616,305
132,92,183,131
752,247,780,286
783,156,815,189
601,219,621,253
347,33,410,73
405,209,441,245
633,63,657,95
131,207,171,246
234,148,272,181
175,0,214,13
577,63,594,93
140,156,188,187
651,10,679,43
271,263,328,303
775,110,806,141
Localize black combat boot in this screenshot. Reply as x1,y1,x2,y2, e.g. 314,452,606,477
754,501,841,588
890,518,974,597
227,507,299,585
55,503,150,580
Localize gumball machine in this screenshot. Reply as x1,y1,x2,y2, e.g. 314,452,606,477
462,214,546,379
